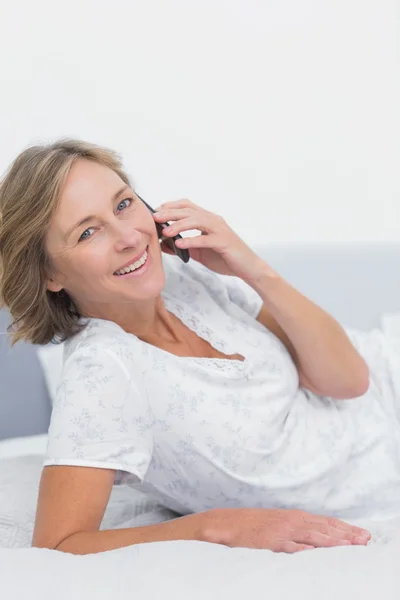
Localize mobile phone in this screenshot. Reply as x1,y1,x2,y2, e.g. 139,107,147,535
135,193,190,263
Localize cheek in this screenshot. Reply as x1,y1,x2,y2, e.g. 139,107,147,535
85,251,110,276
140,209,158,234
68,247,110,281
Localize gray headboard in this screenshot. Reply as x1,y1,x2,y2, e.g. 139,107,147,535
0,309,51,441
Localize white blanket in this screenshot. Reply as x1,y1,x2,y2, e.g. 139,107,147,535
3,314,400,599
1,530,399,600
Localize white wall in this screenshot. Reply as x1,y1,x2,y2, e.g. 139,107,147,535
0,0,399,246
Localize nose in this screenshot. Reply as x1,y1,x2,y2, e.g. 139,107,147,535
112,220,143,252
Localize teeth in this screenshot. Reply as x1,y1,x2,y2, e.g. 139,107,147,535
114,250,148,275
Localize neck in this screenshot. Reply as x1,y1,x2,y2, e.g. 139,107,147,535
83,295,183,344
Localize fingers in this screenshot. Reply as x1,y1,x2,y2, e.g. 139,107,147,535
298,512,371,542
295,530,355,548
158,216,209,237
323,522,371,545
153,208,194,222
153,209,207,238
295,526,369,548
275,541,316,554
174,235,211,249
155,199,196,211
326,517,371,541
153,202,229,249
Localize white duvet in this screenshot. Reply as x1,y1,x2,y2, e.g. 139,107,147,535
2,314,400,599
1,531,399,600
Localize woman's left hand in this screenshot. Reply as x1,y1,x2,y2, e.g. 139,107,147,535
153,199,274,283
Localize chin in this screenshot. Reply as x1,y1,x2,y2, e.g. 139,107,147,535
129,262,166,301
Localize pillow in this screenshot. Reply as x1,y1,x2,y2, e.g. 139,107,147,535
0,433,48,459
36,343,65,405
0,453,179,549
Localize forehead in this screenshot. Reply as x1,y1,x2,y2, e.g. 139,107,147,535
59,159,123,208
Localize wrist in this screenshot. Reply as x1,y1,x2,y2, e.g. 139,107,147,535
200,508,228,545
244,259,282,296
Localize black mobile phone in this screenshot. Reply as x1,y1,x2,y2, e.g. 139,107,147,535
136,193,190,263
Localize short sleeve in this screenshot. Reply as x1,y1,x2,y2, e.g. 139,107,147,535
43,344,153,481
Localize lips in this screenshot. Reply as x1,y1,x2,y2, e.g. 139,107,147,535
114,247,148,274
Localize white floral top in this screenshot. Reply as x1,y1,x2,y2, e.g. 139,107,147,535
44,255,400,521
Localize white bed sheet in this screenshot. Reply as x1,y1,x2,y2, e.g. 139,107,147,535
1,534,399,600
0,434,48,459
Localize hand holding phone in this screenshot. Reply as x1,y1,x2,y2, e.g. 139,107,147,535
136,193,190,263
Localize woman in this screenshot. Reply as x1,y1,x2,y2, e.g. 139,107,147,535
1,138,399,555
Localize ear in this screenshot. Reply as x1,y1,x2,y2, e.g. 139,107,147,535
46,278,63,293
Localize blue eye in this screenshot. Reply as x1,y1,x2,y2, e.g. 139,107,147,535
79,228,94,242
117,198,132,211
78,198,133,242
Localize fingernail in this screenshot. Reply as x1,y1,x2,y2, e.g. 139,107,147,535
361,530,371,539
354,536,368,544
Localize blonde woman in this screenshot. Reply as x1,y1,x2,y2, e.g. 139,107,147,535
3,138,399,555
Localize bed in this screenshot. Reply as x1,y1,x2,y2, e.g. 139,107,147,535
1,242,400,599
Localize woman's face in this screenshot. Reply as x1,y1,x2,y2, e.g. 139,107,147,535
45,159,165,317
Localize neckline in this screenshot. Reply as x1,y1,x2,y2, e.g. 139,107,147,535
160,290,249,367
83,291,249,368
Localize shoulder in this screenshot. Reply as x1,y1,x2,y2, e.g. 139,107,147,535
63,317,139,372
51,325,150,428
163,253,222,289
46,326,153,480
162,255,263,319
54,321,151,412
163,254,232,304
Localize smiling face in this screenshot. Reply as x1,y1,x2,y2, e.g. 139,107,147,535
45,158,165,319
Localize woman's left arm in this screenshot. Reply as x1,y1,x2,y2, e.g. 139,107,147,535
249,268,370,400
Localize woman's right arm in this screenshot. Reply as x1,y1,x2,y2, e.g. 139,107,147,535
32,465,371,554
32,464,207,553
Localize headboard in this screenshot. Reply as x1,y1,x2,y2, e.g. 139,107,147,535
0,309,51,441
1,241,400,441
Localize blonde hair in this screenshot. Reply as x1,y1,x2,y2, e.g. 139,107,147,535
0,138,133,347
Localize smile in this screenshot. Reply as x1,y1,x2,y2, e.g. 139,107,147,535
113,249,148,275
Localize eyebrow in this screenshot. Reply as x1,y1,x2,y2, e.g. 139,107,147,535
63,184,130,242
